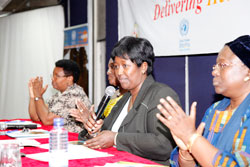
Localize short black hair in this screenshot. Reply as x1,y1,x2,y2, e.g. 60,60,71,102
111,36,155,75
55,59,80,83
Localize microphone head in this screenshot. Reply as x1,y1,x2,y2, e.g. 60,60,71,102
105,86,116,97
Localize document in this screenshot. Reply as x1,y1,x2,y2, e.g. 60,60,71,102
26,143,113,161
6,129,49,138
0,138,41,147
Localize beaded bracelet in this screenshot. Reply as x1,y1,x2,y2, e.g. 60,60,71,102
186,133,201,153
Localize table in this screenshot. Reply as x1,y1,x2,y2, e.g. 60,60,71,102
0,119,161,167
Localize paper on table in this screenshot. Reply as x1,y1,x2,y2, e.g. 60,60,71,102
94,161,168,167
16,138,41,147
94,161,169,167
6,129,49,139
0,138,41,147
26,144,113,161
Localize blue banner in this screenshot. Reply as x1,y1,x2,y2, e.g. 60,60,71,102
64,24,88,49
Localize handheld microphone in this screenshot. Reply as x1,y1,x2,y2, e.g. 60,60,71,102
95,86,116,120
78,86,116,141
0,122,37,130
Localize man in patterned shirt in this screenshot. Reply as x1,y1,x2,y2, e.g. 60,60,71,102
28,59,91,133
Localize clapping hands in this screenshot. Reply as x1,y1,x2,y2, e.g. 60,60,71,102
28,77,48,98
70,100,93,124
156,96,205,148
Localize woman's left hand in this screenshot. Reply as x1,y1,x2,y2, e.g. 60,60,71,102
156,96,197,144
32,77,48,97
69,109,88,123
28,78,35,98
84,130,117,149
70,101,93,124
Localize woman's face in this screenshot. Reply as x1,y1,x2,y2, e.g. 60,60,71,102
212,46,249,97
107,59,118,86
51,67,71,92
113,55,147,93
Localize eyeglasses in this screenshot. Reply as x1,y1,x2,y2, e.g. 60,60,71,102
50,74,69,79
212,63,233,71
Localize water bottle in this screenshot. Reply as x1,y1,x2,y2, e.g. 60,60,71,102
49,118,68,167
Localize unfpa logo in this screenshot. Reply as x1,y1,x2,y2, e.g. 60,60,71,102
179,19,189,36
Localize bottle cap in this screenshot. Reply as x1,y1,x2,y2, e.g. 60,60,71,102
53,118,64,127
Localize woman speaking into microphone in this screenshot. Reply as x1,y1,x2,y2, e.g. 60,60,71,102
83,36,181,165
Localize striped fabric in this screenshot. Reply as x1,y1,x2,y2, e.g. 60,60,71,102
170,100,250,167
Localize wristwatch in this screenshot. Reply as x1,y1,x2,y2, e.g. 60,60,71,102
34,97,42,101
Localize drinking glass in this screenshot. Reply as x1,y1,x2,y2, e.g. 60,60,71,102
0,143,21,167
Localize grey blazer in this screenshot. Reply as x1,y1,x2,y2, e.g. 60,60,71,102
102,75,180,165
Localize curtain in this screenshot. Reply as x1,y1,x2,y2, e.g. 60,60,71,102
0,6,64,119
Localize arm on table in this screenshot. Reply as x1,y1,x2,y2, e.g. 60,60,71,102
31,77,58,125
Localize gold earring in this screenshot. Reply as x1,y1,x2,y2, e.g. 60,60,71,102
244,76,250,82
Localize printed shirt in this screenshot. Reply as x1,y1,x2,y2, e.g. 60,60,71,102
170,101,250,167
47,83,91,133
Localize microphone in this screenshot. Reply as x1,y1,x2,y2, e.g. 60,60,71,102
0,122,37,130
78,86,116,141
95,86,116,120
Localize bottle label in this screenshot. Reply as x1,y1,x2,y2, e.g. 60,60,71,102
49,151,68,167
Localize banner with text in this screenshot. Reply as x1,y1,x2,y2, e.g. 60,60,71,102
118,0,250,56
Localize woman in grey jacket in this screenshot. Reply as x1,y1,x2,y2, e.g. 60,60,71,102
83,36,180,165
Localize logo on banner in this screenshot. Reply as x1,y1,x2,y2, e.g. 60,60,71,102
71,30,77,45
179,19,189,36
179,18,190,52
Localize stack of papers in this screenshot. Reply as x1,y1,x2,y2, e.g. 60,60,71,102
6,129,49,138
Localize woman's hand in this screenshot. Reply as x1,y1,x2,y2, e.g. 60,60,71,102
70,101,92,123
32,77,48,97
70,109,87,123
170,122,206,151
84,110,104,134
171,131,188,151
84,130,117,149
28,78,35,98
156,96,197,144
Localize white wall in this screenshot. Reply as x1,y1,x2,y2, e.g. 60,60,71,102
0,6,64,119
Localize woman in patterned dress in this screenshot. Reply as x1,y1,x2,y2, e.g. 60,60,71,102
28,59,91,133
157,35,250,166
